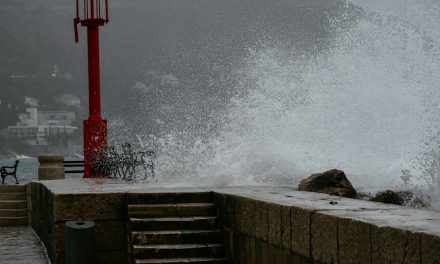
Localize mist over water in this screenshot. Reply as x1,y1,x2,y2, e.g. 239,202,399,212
110,0,440,206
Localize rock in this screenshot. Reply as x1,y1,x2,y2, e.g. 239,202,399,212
370,190,404,205
370,190,431,207
298,169,358,198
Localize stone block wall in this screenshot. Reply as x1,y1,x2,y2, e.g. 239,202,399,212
30,182,127,264
214,193,312,263
30,182,55,262
213,188,440,264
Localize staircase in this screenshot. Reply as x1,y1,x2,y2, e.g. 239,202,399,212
0,185,28,226
127,192,229,264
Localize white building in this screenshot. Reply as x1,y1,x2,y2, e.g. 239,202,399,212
8,108,78,145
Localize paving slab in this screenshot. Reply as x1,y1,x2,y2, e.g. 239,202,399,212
0,226,49,264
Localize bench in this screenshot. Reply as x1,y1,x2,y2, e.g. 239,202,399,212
1,160,19,184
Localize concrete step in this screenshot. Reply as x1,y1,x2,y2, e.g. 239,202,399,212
0,209,27,217
0,185,26,193
130,217,218,231
135,257,229,264
128,192,213,205
132,230,222,245
0,216,28,226
128,203,217,218
134,244,224,259
0,200,27,209
0,192,26,201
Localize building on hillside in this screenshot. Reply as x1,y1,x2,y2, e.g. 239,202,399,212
8,108,78,145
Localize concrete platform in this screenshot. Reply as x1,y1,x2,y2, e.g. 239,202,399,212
31,179,440,264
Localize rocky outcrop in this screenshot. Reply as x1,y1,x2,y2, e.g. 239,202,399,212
298,169,358,198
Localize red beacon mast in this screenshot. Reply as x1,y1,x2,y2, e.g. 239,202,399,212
74,0,109,178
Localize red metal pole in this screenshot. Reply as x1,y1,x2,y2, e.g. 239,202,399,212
90,0,94,19
74,0,109,178
83,23,107,178
76,0,79,18
87,26,101,117
105,0,109,22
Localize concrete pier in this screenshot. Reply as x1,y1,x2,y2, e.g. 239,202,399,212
28,179,440,264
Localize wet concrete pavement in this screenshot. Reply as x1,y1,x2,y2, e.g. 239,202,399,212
0,226,49,264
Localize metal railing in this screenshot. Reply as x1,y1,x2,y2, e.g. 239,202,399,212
63,160,85,174
62,143,156,181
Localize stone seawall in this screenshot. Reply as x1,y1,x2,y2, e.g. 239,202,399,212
30,182,55,261
214,187,440,264
30,181,127,264
29,180,440,264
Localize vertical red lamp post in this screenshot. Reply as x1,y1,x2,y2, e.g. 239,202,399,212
74,0,109,177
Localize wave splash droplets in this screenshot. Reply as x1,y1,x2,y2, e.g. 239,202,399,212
192,10,440,189
116,2,440,204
